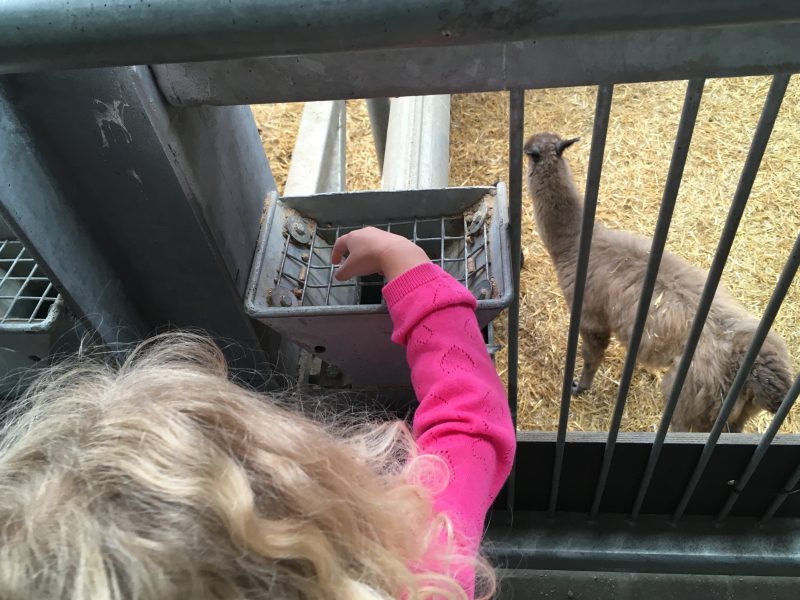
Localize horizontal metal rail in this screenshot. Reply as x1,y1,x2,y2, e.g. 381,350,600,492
2,1,799,75
589,78,705,518
549,83,613,517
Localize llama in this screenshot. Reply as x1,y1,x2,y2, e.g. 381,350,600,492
524,132,793,432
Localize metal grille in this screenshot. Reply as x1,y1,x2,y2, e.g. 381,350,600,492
0,239,61,332
500,74,800,523
273,215,492,308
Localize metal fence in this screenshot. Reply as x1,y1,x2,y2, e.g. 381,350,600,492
1,1,800,593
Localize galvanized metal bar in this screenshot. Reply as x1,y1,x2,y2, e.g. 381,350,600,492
299,227,319,307
632,74,791,520
761,462,800,524
366,98,390,173
325,227,341,305
154,23,800,106
549,84,614,517
590,79,705,519
5,1,798,75
670,74,791,522
285,101,346,196
718,372,800,522
487,512,800,578
382,95,450,190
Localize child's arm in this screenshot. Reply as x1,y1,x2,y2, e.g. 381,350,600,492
333,228,515,552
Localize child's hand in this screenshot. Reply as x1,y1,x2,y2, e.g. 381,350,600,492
332,227,430,282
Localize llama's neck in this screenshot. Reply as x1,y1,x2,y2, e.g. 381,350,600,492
529,162,584,267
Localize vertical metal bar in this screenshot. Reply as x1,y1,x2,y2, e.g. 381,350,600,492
276,234,292,287
590,79,704,519
28,281,53,324
761,461,800,524
366,98,391,174
719,371,800,522
463,215,470,285
484,222,492,284
325,226,341,306
673,197,797,520
548,84,613,517
632,73,791,520
440,218,446,269
300,227,318,306
506,89,525,513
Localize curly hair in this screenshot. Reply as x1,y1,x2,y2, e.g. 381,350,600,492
0,333,495,599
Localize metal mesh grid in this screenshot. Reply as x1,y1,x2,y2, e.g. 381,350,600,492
0,240,60,329
273,214,493,308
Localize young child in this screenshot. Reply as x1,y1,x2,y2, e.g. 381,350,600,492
0,227,515,600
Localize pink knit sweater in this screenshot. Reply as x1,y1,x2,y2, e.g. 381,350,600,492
383,263,516,597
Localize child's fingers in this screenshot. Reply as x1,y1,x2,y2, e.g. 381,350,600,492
334,257,356,281
331,234,351,265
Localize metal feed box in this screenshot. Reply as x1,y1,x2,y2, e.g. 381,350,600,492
245,185,513,387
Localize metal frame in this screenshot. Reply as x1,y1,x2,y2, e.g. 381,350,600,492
2,1,798,74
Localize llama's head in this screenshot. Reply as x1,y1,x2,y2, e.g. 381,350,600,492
523,132,580,177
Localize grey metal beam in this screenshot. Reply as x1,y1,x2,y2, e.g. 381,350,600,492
496,570,800,600
0,66,277,378
382,95,450,190
285,101,346,196
2,1,798,75
487,512,800,577
0,85,145,349
153,23,800,106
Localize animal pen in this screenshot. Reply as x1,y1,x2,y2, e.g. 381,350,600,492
1,2,799,598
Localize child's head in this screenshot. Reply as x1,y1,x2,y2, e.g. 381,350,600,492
0,334,493,599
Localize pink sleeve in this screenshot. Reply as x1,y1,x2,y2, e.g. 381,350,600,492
383,263,516,593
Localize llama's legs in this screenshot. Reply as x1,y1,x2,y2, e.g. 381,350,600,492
573,330,611,395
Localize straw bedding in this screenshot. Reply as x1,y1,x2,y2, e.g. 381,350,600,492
251,76,800,433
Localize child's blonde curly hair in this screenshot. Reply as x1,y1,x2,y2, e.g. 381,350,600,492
0,333,495,599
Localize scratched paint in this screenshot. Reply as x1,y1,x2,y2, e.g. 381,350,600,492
93,99,132,148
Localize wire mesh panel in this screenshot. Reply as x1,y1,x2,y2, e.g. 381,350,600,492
0,239,61,332
272,215,493,308
246,185,512,387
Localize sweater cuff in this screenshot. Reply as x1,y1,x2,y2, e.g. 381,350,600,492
382,262,444,308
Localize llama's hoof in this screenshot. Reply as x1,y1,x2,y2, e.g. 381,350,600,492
571,380,586,396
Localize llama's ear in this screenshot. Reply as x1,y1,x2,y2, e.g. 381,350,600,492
556,137,580,156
